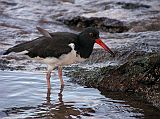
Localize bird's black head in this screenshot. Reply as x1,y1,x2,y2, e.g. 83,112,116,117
78,27,115,57
79,27,100,45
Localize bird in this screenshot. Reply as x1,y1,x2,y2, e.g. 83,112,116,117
2,27,115,89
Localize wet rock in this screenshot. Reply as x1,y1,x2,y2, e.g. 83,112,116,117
57,16,129,33
59,0,75,3
0,59,14,70
0,1,17,6
130,16,160,32
0,58,25,70
83,48,114,64
117,2,150,9
67,53,160,110
0,55,35,71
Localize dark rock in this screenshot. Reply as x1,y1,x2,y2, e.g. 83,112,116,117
67,53,160,110
0,59,14,70
117,2,150,9
57,16,129,33
0,57,26,71
130,16,160,32
0,1,17,6
83,48,114,64
89,1,112,10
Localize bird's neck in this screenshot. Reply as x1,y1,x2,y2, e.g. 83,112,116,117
75,40,94,58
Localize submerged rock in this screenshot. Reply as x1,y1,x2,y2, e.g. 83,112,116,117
57,16,129,33
0,58,25,71
129,16,160,32
117,2,150,9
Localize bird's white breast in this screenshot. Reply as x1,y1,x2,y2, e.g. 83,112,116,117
39,43,86,68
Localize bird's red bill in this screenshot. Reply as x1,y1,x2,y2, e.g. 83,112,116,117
96,38,115,56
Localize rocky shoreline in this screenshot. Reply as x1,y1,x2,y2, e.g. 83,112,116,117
66,51,160,110
57,16,129,33
55,1,160,110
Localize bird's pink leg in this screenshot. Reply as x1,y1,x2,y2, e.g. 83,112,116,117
46,71,51,89
58,66,64,85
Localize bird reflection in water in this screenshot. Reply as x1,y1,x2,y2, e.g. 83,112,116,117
46,85,64,104
44,85,84,119
2,85,93,118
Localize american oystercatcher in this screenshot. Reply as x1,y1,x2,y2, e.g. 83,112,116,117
3,27,115,89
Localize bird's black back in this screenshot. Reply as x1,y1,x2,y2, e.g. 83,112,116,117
4,32,78,58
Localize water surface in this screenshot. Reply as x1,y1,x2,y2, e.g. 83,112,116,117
0,71,159,119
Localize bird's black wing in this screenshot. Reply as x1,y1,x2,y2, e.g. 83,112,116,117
3,32,78,58
26,43,72,58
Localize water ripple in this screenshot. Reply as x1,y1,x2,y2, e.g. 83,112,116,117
0,71,145,119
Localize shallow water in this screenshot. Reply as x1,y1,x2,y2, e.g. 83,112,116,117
0,71,160,119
